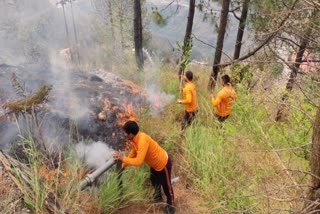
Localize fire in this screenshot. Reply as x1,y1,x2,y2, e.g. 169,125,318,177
117,101,138,125
103,98,111,111
121,80,142,95
151,93,161,110
98,96,138,125
39,165,67,184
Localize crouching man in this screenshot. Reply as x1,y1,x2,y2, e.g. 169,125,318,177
113,121,175,214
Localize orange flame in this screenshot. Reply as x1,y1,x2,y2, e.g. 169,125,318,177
103,98,111,111
100,97,138,125
151,93,161,110
116,101,138,125
39,165,67,185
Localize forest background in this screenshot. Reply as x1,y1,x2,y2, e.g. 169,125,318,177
0,0,319,213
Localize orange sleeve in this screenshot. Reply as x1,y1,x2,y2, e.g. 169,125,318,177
211,91,223,107
122,149,137,168
122,136,149,167
127,148,136,158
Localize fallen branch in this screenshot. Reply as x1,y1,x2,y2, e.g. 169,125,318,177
2,85,51,113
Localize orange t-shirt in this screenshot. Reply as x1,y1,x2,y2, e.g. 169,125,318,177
211,86,237,117
122,132,168,171
180,81,198,112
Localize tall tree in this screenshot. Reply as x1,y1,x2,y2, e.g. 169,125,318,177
233,0,250,60
91,0,134,53
208,0,231,91
305,103,320,212
119,0,124,49
178,0,196,84
275,10,318,121
134,0,144,70
108,0,116,48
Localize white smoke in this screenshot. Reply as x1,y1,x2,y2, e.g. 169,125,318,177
75,141,114,169
145,84,174,115
142,48,175,116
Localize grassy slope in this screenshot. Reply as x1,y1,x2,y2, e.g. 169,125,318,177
2,62,315,213
128,63,314,213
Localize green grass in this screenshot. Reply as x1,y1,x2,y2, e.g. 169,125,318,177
140,65,314,213
3,62,317,213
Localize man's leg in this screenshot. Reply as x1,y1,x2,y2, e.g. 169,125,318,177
215,114,229,122
150,167,162,202
181,111,190,131
158,158,175,213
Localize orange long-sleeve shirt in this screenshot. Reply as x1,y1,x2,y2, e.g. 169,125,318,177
211,85,237,117
122,132,168,171
180,81,198,112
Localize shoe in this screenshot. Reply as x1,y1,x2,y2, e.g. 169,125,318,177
163,205,175,214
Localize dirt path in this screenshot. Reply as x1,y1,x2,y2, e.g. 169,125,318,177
114,180,207,214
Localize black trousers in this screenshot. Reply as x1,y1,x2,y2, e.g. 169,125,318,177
215,114,229,122
150,157,174,206
181,109,198,130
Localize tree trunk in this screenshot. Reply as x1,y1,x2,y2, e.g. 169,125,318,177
275,26,312,121
61,3,74,63
134,0,144,70
119,0,124,49
208,0,231,91
233,0,250,60
108,0,115,49
305,104,320,212
178,0,195,84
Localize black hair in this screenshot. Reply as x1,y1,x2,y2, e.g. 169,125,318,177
221,74,231,85
123,120,139,135
185,70,193,81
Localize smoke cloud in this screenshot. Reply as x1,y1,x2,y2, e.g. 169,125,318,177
75,141,114,169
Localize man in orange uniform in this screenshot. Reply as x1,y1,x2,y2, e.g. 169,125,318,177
210,74,237,122
177,70,198,130
113,121,175,214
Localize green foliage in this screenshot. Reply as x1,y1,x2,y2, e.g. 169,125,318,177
230,62,252,85
158,66,312,212
177,38,193,72
159,66,180,95
99,170,126,212
183,123,257,211
2,58,317,213
12,135,49,212
269,62,284,76
99,166,150,213
150,8,166,26
197,1,218,25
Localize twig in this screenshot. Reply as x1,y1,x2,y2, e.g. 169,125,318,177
254,120,300,188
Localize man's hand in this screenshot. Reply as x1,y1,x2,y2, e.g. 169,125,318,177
210,94,214,99
177,99,181,104
113,150,124,160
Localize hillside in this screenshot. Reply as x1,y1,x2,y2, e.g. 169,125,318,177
0,0,319,213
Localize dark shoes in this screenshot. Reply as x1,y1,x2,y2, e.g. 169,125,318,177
163,205,175,214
